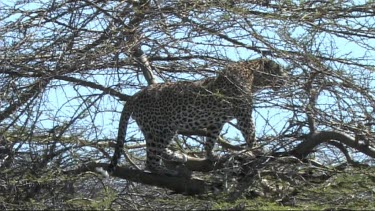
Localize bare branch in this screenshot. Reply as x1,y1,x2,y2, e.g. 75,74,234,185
292,131,375,159
0,78,49,123
69,162,213,195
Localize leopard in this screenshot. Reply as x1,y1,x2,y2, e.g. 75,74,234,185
108,58,287,176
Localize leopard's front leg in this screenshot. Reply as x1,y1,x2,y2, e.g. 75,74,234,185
235,107,256,148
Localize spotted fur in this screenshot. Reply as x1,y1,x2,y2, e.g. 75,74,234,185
109,58,286,175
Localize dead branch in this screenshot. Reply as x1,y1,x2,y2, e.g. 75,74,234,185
291,130,375,159
0,78,49,123
69,162,217,195
54,76,130,101
125,0,156,85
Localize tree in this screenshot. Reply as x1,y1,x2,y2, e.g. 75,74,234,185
0,0,375,209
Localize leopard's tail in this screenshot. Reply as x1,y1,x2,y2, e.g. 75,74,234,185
108,102,133,174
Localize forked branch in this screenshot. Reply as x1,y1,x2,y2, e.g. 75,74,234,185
291,130,375,160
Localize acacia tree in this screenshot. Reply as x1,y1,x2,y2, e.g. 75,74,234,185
0,0,375,209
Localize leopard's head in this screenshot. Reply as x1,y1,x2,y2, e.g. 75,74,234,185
251,58,287,91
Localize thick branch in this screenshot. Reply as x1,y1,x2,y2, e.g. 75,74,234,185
70,162,215,195
134,53,156,85
327,141,357,165
292,130,375,159
125,1,156,85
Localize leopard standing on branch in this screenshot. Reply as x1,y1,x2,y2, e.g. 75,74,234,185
108,58,287,176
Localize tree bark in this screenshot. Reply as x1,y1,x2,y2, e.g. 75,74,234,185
292,130,375,159
70,162,216,195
